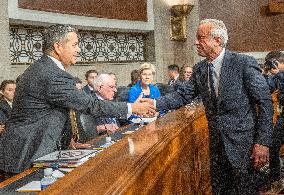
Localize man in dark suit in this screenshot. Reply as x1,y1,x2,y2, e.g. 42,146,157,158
167,64,180,86
148,19,273,194
264,51,284,183
81,74,120,140
82,69,98,96
0,24,154,173
0,80,16,135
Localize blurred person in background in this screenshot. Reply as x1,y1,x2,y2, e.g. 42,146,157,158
128,63,161,121
182,64,193,81
0,80,16,135
82,69,98,96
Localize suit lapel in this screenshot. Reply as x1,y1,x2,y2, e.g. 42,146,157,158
199,60,209,92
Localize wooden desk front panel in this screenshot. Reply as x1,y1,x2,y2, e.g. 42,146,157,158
41,105,211,195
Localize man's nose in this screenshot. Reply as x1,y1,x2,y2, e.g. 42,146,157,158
76,45,81,53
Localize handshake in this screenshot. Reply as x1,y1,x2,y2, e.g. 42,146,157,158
131,97,158,118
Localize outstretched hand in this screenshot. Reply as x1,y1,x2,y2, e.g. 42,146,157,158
69,138,92,149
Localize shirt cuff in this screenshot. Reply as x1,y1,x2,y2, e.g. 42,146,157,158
127,103,132,119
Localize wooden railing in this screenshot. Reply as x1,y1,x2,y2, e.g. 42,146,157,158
40,104,212,195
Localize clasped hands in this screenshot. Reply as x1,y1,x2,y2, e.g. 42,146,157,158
131,97,158,118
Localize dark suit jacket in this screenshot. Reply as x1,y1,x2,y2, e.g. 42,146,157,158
81,95,120,141
157,50,273,170
83,84,95,97
0,99,12,124
0,55,128,173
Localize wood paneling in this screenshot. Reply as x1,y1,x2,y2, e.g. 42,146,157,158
199,0,284,52
39,105,212,194
18,0,147,21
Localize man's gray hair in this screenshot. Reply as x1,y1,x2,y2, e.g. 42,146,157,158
93,74,113,91
200,19,228,48
42,24,77,54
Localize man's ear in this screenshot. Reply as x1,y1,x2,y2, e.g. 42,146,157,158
214,37,222,47
53,42,62,56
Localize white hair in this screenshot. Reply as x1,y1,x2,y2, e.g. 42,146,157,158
93,74,113,91
200,19,228,48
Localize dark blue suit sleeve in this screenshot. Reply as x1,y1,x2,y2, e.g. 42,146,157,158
243,56,274,147
156,73,198,112
46,75,128,119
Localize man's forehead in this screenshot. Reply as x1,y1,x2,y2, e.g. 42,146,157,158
66,32,78,41
197,23,212,34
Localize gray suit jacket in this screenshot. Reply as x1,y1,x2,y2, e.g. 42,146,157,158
0,55,128,173
157,50,273,170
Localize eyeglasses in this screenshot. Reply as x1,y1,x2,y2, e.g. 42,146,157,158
100,84,116,90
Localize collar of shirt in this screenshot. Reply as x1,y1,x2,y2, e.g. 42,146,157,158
88,84,94,92
211,48,225,76
174,74,179,81
47,55,65,71
5,99,12,108
95,93,105,100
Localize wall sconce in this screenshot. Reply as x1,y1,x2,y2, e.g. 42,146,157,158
170,4,194,42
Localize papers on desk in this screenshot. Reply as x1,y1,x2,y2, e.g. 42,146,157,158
130,117,157,124
16,181,41,192
33,149,101,168
122,131,135,135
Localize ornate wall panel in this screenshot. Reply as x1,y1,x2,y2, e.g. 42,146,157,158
10,25,146,65
18,0,147,21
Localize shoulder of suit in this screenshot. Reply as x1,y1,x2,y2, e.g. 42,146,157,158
227,50,256,62
82,85,89,91
193,59,207,71
0,99,10,110
130,82,142,91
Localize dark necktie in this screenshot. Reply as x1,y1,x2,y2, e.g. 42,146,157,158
208,63,217,106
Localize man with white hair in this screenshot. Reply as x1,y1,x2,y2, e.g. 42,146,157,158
92,74,120,135
147,19,273,194
81,74,121,140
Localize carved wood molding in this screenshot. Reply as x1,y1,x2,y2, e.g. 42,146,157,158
267,1,284,14
18,0,148,21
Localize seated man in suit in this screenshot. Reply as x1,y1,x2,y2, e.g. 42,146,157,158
82,69,98,96
93,74,120,136
0,80,16,135
0,24,155,174
167,64,180,86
